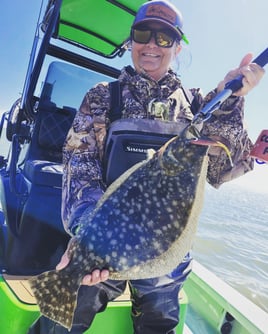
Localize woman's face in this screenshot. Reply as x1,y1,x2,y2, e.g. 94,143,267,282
131,22,181,81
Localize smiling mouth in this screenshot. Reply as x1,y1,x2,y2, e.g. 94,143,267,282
142,52,160,58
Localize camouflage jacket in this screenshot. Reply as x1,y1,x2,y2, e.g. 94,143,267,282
62,66,254,235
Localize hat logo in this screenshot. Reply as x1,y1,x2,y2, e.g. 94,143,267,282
146,4,176,24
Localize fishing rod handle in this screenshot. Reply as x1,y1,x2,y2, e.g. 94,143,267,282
253,47,268,67
224,47,268,93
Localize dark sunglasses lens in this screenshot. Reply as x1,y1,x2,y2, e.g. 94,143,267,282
155,31,174,47
132,29,175,48
132,29,152,44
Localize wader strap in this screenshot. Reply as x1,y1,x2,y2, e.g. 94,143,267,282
109,80,123,122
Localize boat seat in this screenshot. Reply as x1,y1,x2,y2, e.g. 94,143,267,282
23,160,63,187
23,104,76,187
3,103,75,275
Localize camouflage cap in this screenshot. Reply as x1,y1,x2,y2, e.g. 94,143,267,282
132,1,186,42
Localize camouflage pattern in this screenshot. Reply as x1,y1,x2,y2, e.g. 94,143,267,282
62,65,254,234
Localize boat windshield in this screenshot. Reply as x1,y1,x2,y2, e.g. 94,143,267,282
39,61,113,110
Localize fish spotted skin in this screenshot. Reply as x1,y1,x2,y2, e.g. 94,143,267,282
29,124,210,329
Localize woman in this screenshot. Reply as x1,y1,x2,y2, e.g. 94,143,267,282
29,1,264,333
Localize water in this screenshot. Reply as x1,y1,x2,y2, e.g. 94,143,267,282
193,183,268,313
0,138,267,313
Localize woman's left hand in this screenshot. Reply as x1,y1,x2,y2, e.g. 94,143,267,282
56,241,110,285
217,53,265,96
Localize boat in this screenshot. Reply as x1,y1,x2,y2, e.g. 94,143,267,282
0,1,267,333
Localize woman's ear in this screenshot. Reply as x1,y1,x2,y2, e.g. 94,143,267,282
175,44,182,56
125,39,132,51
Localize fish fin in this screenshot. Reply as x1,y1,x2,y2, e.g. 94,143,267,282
29,268,80,330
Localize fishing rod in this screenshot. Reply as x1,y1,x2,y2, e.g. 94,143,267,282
193,47,268,123
192,47,268,164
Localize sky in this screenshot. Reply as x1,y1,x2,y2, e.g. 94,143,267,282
0,0,268,192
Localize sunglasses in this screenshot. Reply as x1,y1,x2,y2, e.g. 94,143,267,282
131,28,179,48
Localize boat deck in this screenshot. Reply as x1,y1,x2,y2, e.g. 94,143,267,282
1,273,187,334
3,274,133,304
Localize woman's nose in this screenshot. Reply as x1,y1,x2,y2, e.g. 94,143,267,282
147,33,157,47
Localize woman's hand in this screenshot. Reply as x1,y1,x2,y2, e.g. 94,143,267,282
56,245,110,285
217,53,265,96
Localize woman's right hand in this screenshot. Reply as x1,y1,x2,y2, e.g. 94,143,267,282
217,53,265,96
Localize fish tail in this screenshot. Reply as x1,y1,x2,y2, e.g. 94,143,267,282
29,267,81,330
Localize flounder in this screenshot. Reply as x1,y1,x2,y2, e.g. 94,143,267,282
29,122,227,329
